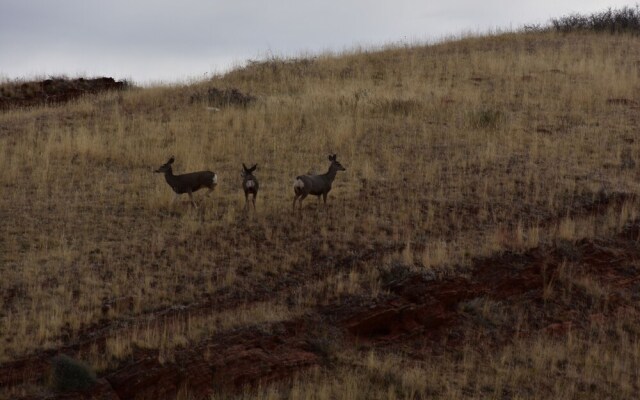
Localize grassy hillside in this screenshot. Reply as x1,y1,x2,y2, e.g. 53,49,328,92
1,30,640,399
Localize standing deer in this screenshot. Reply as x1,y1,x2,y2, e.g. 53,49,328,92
154,156,217,208
241,163,259,210
293,154,346,211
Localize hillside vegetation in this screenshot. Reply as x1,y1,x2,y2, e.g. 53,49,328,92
1,30,640,399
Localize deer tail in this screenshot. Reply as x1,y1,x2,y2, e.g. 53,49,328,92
293,177,305,193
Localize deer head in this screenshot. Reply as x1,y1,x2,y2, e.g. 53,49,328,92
328,154,346,171
155,157,175,173
241,163,257,177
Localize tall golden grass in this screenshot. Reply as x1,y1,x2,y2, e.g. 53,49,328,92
1,30,640,398
225,319,640,399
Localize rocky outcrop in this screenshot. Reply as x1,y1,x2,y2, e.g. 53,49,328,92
0,77,127,109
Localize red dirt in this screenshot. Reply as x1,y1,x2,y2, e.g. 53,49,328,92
3,197,640,399
344,221,640,352
10,322,320,400
106,323,319,400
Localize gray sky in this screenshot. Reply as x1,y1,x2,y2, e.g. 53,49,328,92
0,1,635,85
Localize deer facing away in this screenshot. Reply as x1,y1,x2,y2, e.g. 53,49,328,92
241,163,259,210
293,154,346,211
155,157,217,208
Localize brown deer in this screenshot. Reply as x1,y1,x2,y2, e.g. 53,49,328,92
241,163,259,210
155,157,217,208
293,154,346,211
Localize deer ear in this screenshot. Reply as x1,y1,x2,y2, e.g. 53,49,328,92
242,163,248,171
328,154,335,161
250,164,257,172
168,157,175,164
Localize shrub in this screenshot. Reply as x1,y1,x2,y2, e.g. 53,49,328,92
189,87,256,108
51,354,97,392
374,98,423,116
469,108,505,129
551,5,640,34
378,261,412,288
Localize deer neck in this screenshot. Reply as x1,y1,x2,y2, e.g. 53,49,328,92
324,165,338,183
164,167,177,186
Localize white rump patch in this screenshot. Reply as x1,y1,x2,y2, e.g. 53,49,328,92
245,180,255,189
293,179,304,190
212,174,218,184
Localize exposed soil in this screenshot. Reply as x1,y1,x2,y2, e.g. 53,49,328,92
2,193,640,399
344,227,640,352
0,77,128,109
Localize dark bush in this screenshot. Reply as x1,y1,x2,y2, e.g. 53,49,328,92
190,87,256,108
372,98,423,116
378,261,412,288
207,87,256,108
0,77,129,109
550,5,640,34
51,354,97,392
470,108,505,129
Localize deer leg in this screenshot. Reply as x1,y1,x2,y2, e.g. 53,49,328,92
293,194,300,211
188,190,197,209
320,193,328,212
244,192,249,210
252,193,257,210
299,193,308,210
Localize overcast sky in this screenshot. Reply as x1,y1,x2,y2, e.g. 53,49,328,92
0,1,635,85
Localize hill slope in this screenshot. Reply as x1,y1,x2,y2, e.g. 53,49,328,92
1,31,640,399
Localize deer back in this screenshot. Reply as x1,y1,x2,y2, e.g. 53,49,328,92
167,170,216,194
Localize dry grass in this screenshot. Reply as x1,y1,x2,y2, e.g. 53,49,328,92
228,321,640,400
2,30,640,398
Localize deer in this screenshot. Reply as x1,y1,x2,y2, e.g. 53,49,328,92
241,163,259,210
154,156,217,208
293,154,346,211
